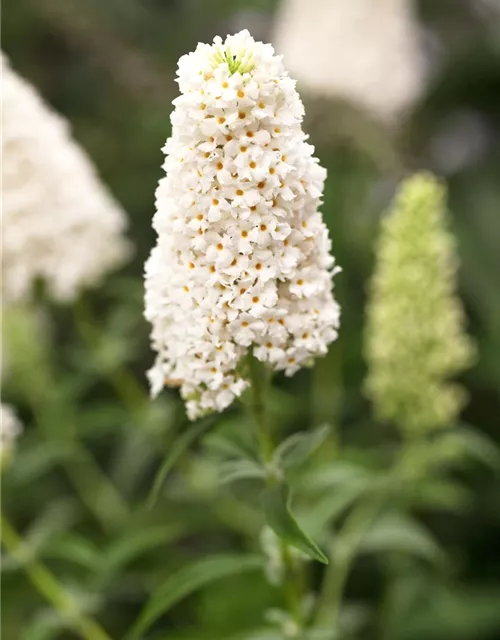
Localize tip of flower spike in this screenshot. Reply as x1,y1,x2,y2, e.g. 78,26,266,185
396,172,445,211
209,46,255,75
208,31,257,75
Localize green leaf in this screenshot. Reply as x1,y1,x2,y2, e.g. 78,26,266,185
147,414,217,508
26,500,79,555
273,424,330,469
9,441,78,486
413,426,500,476
44,534,102,571
449,425,500,470
302,479,370,538
223,631,283,640
127,554,264,639
405,478,473,512
219,459,266,485
392,585,500,640
204,433,253,460
105,524,185,573
1,552,26,573
262,483,328,564
203,417,256,461
23,609,69,640
303,461,371,491
153,633,281,640
360,513,444,564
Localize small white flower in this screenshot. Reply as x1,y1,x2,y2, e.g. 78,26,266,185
1,54,131,304
1,404,22,463
260,526,308,588
144,31,340,419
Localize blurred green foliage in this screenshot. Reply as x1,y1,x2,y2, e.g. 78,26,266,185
2,1,500,639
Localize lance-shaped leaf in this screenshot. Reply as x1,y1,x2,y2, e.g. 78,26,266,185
272,424,331,469
147,414,217,508
360,512,445,564
262,483,328,564
127,554,264,639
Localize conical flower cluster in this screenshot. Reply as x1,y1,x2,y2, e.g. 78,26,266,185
145,31,340,420
364,173,475,434
1,54,130,303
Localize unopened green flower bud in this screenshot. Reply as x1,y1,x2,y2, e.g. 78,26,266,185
364,173,475,434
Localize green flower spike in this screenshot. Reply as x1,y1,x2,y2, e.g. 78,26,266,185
364,173,476,435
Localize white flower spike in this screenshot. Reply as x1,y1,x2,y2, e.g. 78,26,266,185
145,31,340,420
274,0,426,124
1,54,130,303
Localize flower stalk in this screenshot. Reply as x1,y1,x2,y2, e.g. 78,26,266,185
314,488,385,631
247,354,274,465
1,515,111,640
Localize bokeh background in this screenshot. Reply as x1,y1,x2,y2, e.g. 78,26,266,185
2,1,500,639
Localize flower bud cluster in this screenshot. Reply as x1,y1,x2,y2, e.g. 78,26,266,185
365,173,475,433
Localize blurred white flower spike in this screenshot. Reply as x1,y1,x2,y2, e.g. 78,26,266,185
145,30,340,420
1,54,130,304
274,0,426,124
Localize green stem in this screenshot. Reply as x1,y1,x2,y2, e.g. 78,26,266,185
315,491,384,631
247,354,273,464
282,543,304,630
247,355,306,637
314,433,428,631
1,515,111,640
